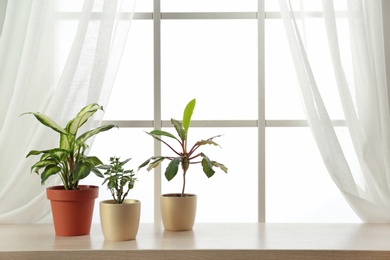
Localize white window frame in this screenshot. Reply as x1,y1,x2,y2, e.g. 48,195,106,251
102,0,266,223
54,0,390,224
98,0,360,224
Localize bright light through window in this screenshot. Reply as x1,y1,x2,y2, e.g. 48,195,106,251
85,0,361,224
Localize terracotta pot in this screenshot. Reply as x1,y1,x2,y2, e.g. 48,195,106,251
160,193,197,231
99,199,141,241
46,185,99,236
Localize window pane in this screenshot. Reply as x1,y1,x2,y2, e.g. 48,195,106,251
86,128,155,223
134,0,153,12
56,0,138,12
265,0,347,12
104,21,154,120
265,19,305,120
162,20,258,120
162,0,257,12
266,127,361,223
56,20,78,77
161,128,258,222
56,0,83,12
266,18,348,120
304,18,347,120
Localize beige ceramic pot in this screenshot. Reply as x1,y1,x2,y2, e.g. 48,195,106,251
160,193,197,231
99,199,141,241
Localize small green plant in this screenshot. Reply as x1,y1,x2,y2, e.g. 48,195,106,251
97,157,137,204
22,103,116,190
138,98,228,197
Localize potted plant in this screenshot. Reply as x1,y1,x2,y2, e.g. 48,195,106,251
22,103,116,236
97,156,140,241
138,98,228,231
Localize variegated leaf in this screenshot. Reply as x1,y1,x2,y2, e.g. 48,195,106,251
146,157,165,171
41,165,61,184
22,112,67,135
213,161,228,173
138,157,152,170
66,103,103,135
75,124,116,145
31,159,57,173
72,161,93,183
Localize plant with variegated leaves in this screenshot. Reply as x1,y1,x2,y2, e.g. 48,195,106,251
138,98,228,197
22,103,116,190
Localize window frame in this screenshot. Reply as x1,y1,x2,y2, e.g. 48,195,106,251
98,0,356,223
100,0,265,223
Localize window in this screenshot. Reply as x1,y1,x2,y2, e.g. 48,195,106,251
86,0,361,223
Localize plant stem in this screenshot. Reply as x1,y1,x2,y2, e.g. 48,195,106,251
181,169,187,197
189,153,201,160
68,155,74,188
159,138,181,156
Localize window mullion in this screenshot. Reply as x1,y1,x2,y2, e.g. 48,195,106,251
153,0,162,225
258,0,266,223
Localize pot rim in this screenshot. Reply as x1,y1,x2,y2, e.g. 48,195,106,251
161,193,197,198
100,199,140,205
46,185,99,190
46,185,99,201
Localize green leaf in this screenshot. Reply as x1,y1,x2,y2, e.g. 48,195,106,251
165,157,180,181
201,154,215,178
183,99,196,133
26,150,44,157
171,119,186,142
119,158,131,167
66,103,103,136
31,159,57,173
76,103,102,117
41,165,61,184
147,157,165,171
72,161,92,183
101,177,110,186
197,135,223,147
60,133,72,150
31,159,57,171
75,124,116,145
21,112,67,135
148,130,178,140
212,161,228,173
97,165,112,170
87,156,103,166
91,167,104,178
48,149,68,163
138,158,152,170
74,143,88,158
107,179,116,190
27,148,68,162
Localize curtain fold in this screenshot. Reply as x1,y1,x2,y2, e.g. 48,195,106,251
279,0,390,222
0,0,135,223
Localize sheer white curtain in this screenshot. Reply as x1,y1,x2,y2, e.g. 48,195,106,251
0,0,135,223
279,0,390,222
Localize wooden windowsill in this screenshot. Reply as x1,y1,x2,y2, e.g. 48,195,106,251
1,223,390,259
